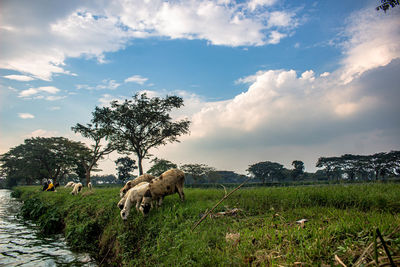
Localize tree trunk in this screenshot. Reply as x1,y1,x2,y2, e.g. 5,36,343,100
85,169,91,187
138,156,143,175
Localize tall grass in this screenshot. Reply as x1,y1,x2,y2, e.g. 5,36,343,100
13,183,400,266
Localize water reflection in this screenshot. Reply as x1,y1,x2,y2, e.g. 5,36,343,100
0,189,97,266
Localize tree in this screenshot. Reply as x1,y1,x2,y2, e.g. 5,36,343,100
71,122,116,186
247,161,286,183
115,156,137,181
180,163,216,184
0,137,89,185
316,157,342,181
291,160,305,181
147,158,177,176
376,0,399,12
93,93,190,175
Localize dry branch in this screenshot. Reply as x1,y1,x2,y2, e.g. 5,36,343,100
191,177,251,231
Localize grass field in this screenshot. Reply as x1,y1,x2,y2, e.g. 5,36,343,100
13,183,400,266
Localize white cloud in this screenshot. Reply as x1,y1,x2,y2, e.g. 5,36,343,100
3,75,35,81
18,113,35,119
339,8,400,83
125,75,148,85
38,86,60,94
96,79,121,90
267,31,287,44
18,86,63,100
48,106,61,110
0,0,300,80
77,79,121,90
267,11,296,28
320,72,330,77
248,0,277,11
19,88,39,97
19,86,60,97
45,95,66,101
98,94,125,107
300,70,315,82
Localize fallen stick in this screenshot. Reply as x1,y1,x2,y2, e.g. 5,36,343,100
354,226,400,266
191,177,251,231
376,228,395,267
335,254,347,267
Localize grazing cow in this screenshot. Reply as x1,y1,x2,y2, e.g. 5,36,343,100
88,182,92,190
71,183,83,195
120,182,150,220
119,174,155,198
140,169,185,215
65,181,75,188
118,182,149,210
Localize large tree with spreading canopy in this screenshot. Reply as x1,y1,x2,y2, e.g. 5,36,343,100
93,93,190,175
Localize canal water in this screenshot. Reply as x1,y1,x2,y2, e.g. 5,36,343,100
0,189,97,266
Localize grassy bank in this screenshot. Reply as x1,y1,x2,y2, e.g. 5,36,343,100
13,184,400,266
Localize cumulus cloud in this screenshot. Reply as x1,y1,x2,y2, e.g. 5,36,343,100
0,0,300,80
18,113,35,119
186,5,400,141
125,75,148,85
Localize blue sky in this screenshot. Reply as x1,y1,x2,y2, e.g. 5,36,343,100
1,0,399,175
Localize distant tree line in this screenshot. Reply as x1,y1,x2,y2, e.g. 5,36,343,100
1,146,399,188
246,151,400,183
316,151,400,181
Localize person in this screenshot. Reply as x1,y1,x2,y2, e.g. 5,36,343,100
43,179,55,191
42,179,49,191
45,180,54,191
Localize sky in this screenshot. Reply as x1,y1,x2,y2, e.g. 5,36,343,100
1,0,399,176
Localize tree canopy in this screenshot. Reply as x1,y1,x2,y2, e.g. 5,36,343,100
316,151,400,181
180,163,216,184
0,137,90,186
92,93,190,175
71,122,115,186
376,0,399,12
247,161,286,183
147,158,177,177
115,156,137,181
291,160,305,181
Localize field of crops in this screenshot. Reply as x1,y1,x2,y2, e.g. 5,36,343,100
14,183,400,266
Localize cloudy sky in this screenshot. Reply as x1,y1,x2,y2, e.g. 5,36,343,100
1,0,399,175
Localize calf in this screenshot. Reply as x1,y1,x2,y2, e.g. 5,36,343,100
120,182,150,220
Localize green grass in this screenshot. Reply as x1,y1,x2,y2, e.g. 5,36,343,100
13,184,400,266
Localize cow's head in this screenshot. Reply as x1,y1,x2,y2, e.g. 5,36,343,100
119,181,132,198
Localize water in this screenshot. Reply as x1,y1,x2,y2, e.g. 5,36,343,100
0,189,97,266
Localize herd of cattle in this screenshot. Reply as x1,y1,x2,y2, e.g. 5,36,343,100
64,168,185,220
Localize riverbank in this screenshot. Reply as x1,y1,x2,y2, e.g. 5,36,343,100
13,184,400,266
